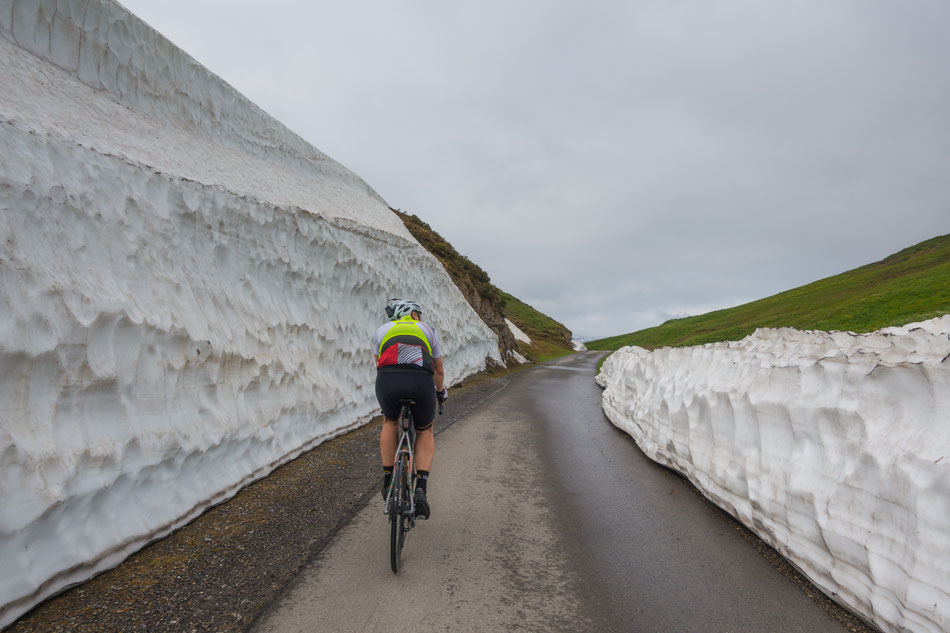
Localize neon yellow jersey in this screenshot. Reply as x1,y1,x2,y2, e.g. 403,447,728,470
379,316,433,355
374,316,441,373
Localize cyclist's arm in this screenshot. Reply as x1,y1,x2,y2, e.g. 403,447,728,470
432,356,445,393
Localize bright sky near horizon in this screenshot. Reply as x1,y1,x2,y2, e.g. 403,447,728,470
119,0,949,340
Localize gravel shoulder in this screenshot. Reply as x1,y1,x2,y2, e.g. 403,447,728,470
7,366,520,633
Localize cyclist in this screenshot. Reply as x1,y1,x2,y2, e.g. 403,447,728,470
373,299,447,519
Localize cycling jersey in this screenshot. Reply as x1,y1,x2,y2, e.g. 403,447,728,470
373,316,443,374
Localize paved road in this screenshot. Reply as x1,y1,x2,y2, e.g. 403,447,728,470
253,352,851,633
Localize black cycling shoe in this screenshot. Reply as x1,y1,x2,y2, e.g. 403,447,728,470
414,488,431,519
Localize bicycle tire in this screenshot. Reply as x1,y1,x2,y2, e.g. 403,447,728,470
398,459,409,550
390,453,405,572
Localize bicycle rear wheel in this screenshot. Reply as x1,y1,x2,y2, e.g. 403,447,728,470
390,454,407,572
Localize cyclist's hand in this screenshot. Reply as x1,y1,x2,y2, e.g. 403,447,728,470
437,388,448,402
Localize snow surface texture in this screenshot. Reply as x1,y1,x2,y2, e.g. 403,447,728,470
572,340,587,352
504,319,530,363
0,0,499,626
505,318,531,344
597,317,950,633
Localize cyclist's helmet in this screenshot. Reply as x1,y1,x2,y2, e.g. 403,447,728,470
385,298,422,321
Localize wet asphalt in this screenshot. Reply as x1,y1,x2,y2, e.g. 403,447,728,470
253,352,869,633
529,352,862,632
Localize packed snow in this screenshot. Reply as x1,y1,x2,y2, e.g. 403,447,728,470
505,318,531,344
0,1,499,626
597,317,950,633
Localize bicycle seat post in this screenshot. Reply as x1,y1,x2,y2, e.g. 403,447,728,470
398,399,415,433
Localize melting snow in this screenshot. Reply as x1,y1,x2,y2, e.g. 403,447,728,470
506,318,531,344
597,316,950,633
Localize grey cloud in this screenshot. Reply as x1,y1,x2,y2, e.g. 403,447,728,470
122,0,950,339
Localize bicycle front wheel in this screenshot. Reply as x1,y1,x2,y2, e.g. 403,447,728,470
390,454,406,572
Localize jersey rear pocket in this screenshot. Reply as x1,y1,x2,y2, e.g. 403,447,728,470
397,343,424,367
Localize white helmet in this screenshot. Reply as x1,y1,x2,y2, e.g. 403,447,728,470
386,298,422,321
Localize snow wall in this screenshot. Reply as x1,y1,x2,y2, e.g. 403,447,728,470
596,317,950,633
0,0,501,626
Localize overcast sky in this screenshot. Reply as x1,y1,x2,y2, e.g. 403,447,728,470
120,0,949,339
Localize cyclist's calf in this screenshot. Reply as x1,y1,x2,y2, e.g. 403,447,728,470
414,426,435,472
380,418,400,468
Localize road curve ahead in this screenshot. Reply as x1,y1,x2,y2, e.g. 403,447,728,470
253,352,853,633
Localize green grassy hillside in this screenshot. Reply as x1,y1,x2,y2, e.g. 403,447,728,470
394,209,574,363
588,233,950,351
500,291,575,362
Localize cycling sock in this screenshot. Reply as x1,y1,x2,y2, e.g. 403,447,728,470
382,466,393,488
416,470,429,493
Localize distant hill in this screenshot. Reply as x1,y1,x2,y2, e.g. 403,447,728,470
394,210,575,363
499,291,575,363
588,233,950,351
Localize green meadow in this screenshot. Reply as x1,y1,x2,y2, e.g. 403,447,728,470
587,233,950,352
500,291,575,362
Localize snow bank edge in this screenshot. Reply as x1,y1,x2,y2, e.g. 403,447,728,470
596,317,950,633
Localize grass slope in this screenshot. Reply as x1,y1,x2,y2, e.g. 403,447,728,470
588,233,950,351
394,209,574,363
394,210,504,314
500,291,575,362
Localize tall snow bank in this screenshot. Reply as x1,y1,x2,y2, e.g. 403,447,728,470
596,317,950,633
0,0,499,626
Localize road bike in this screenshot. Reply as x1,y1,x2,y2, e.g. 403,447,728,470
384,396,442,572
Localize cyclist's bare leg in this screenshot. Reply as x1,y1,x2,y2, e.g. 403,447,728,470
415,427,434,471
380,418,398,467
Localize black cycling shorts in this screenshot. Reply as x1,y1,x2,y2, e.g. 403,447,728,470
375,370,436,431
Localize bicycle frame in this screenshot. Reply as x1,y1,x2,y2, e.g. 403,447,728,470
384,403,416,518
